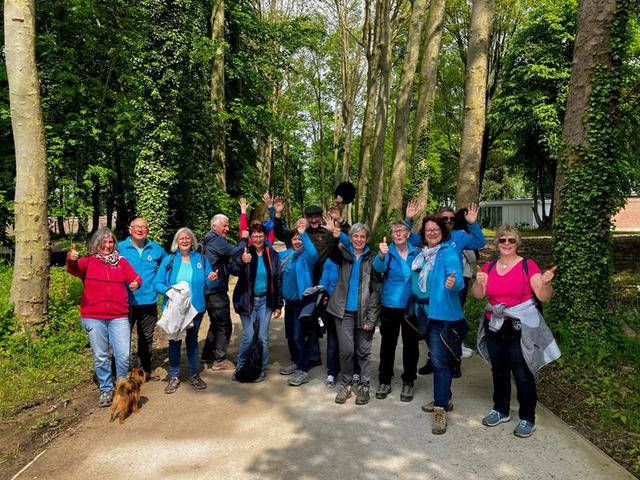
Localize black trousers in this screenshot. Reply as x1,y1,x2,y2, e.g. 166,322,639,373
201,292,233,362
378,306,420,384
129,304,158,372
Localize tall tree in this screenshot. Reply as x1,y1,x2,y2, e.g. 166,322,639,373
386,0,429,218
456,0,494,206
211,0,227,191
5,0,50,328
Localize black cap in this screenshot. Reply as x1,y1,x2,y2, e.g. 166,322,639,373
304,205,323,216
334,181,357,205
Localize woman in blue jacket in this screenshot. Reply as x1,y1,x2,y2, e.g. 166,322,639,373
155,228,218,394
410,216,464,435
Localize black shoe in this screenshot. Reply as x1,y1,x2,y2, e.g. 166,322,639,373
418,359,434,375
400,383,414,402
375,383,391,399
355,385,370,405
189,374,207,390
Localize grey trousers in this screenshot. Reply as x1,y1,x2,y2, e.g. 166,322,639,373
336,313,374,387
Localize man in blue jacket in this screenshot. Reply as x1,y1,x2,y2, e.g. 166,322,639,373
119,218,167,381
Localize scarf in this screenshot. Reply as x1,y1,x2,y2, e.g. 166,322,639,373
411,244,441,293
95,251,120,266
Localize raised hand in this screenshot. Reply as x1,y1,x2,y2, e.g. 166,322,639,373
475,264,488,287
541,266,557,284
465,203,479,224
130,278,140,291
241,229,249,239
208,269,219,282
69,243,79,261
273,196,285,214
239,197,248,214
262,192,273,208
334,194,344,205
405,199,420,220
379,236,389,259
241,247,252,264
445,271,456,289
296,218,307,234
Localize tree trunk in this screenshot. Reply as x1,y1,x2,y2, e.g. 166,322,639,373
91,174,100,233
332,103,343,187
210,0,227,191
6,0,50,329
282,142,293,221
456,0,494,207
314,64,327,209
368,0,392,233
386,0,429,218
410,0,446,225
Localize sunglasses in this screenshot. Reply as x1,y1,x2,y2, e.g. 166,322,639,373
498,237,517,244
442,217,454,222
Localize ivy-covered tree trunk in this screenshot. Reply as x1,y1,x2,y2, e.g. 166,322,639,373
552,0,635,335
211,0,227,191
386,0,428,218
456,0,494,207
5,0,50,328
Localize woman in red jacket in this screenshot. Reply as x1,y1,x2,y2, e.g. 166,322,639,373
67,228,141,407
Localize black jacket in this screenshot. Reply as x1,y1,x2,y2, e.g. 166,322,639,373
201,230,248,295
229,245,283,316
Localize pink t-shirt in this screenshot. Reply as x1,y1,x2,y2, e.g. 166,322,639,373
482,258,541,318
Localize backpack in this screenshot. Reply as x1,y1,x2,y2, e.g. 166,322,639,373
234,320,263,382
486,258,543,313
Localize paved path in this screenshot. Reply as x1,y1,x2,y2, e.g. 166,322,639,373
18,313,634,480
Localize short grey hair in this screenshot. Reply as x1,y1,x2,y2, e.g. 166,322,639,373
494,225,522,248
88,228,118,256
210,214,228,230
171,227,198,253
349,223,370,238
389,220,410,232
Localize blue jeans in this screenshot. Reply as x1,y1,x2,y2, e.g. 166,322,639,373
81,317,131,392
238,296,272,371
168,312,204,378
324,313,340,377
427,319,454,408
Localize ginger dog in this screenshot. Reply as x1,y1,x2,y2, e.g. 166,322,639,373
110,367,145,424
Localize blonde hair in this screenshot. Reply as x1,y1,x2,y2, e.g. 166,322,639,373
494,225,522,248
171,227,198,253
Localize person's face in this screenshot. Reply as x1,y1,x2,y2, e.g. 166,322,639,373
251,231,265,249
307,213,322,229
291,234,303,250
177,232,192,252
424,221,443,248
213,219,230,237
350,231,368,251
497,234,518,256
391,226,410,245
100,236,115,255
129,221,149,242
437,211,455,226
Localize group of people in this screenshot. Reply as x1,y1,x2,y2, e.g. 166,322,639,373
66,194,560,437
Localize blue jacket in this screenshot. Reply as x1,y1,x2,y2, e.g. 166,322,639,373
409,241,464,321
373,242,420,309
118,237,167,305
319,258,339,296
154,251,217,313
406,220,485,256
201,230,248,295
278,232,318,302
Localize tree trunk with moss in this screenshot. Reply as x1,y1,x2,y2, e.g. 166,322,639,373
211,0,226,191
5,0,50,329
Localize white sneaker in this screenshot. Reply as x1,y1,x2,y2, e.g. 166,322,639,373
325,375,335,388
461,344,474,359
352,373,361,384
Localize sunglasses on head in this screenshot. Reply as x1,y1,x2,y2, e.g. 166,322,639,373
498,237,517,244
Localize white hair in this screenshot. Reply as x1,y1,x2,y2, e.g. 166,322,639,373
210,214,228,230
171,227,198,253
349,223,371,238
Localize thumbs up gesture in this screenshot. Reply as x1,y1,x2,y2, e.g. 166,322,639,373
379,236,389,259
208,269,219,282
542,266,557,285
241,247,252,264
69,243,80,261
445,271,456,289
475,264,488,287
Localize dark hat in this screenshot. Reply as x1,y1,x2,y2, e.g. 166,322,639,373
334,181,357,205
304,205,323,216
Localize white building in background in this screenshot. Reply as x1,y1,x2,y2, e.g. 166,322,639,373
479,199,552,229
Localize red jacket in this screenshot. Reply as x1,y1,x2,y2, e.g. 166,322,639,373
66,254,141,319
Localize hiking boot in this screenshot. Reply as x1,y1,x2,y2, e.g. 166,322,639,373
432,407,447,434
164,376,180,394
325,375,336,388
513,419,536,438
422,399,454,413
355,385,370,405
400,383,414,402
254,371,266,383
98,390,113,407
482,409,511,427
189,374,207,390
287,370,310,386
352,373,361,385
375,383,391,399
211,359,235,371
279,361,298,375
418,359,433,375
335,385,352,404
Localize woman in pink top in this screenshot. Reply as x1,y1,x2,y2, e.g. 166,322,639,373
472,225,556,438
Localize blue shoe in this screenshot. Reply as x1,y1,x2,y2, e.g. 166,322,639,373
482,409,511,427
514,419,536,438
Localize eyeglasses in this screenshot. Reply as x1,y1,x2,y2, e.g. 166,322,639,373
426,229,441,235
498,237,517,244
131,225,148,231
441,217,454,223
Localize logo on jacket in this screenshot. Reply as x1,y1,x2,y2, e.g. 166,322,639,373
197,262,202,269
147,255,153,261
